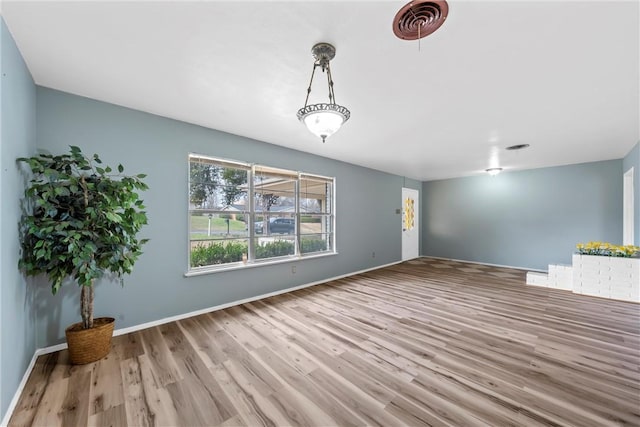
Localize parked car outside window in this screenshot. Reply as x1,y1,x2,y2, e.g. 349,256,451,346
255,218,295,234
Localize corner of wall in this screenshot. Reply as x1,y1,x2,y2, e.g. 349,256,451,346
0,16,38,423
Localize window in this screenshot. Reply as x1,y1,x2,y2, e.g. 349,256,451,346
188,154,335,271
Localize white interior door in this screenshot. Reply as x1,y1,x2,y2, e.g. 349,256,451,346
623,167,634,245
402,188,419,261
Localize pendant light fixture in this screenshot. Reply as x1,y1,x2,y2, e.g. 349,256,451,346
297,43,350,143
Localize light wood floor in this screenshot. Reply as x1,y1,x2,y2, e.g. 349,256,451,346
9,258,640,426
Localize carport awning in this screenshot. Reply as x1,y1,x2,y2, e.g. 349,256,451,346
252,178,328,200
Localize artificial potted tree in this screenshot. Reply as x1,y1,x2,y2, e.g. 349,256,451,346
18,146,148,364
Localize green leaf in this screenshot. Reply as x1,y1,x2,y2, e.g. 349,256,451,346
118,164,124,173
105,212,122,223
54,186,70,196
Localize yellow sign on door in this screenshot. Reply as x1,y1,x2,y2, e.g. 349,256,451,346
403,197,414,230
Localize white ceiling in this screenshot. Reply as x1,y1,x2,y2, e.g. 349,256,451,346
2,0,638,181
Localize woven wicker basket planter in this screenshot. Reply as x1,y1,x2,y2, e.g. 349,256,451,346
65,317,115,365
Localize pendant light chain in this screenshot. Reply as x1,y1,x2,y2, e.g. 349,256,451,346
303,60,337,107
326,63,336,104
303,62,318,108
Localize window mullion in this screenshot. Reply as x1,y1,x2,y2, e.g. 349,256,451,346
248,166,255,261
331,179,336,252
295,174,300,256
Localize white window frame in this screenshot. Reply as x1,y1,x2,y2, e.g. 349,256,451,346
186,153,337,275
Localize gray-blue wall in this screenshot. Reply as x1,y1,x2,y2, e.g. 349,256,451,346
422,160,623,271
623,142,639,245
0,18,37,422
35,87,417,348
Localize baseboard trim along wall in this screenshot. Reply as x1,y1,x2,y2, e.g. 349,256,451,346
1,260,402,426
421,255,547,273
0,351,40,427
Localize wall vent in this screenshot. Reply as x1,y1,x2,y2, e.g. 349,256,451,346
505,144,531,151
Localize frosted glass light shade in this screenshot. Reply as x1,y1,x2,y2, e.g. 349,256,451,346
297,103,350,143
303,111,344,142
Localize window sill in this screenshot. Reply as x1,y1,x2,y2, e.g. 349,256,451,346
184,251,338,277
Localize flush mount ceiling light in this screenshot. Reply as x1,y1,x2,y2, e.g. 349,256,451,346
393,0,449,41
485,168,503,176
297,43,350,143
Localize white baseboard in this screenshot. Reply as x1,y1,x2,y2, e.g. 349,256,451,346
115,259,401,337
421,255,547,273
0,260,401,426
1,350,37,427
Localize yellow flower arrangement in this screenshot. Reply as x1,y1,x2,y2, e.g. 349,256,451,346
576,241,640,258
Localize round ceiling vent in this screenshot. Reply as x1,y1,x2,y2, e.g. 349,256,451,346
393,0,449,41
